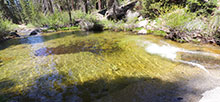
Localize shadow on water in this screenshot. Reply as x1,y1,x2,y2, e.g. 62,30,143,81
0,79,15,90
0,79,16,102
35,38,121,56
0,31,91,50
0,60,3,67
0,73,199,102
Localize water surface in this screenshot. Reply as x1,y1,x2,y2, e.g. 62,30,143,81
0,31,220,102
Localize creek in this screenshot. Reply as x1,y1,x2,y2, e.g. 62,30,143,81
0,31,220,102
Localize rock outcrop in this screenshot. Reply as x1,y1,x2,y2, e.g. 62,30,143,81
98,1,138,21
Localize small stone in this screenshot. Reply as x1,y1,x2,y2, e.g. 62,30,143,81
137,20,148,28
177,97,183,100
138,16,143,21
138,29,147,34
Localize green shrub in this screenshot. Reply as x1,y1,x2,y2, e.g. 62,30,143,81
208,10,220,36
156,8,196,31
140,0,217,18
32,11,70,28
140,0,186,18
0,12,17,40
72,10,97,22
187,0,217,16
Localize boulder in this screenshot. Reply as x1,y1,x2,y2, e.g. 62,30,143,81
79,20,103,31
137,20,148,28
10,30,20,37
29,29,41,36
138,16,144,21
92,12,107,21
216,40,220,45
138,28,147,34
126,10,140,23
98,1,138,21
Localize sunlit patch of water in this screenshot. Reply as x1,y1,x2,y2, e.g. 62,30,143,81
140,40,220,74
199,87,220,102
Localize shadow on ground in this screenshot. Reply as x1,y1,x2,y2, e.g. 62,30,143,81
0,72,200,102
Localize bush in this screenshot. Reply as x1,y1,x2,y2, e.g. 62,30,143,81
140,0,186,18
156,8,196,31
187,0,217,16
0,12,17,40
72,10,97,22
208,10,220,36
32,11,70,28
140,0,217,18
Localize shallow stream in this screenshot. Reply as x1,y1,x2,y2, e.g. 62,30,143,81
0,31,220,102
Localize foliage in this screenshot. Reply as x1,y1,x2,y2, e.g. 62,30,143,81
140,0,217,18
72,10,97,22
100,19,137,31
187,0,217,16
140,0,186,18
32,11,70,28
156,8,196,31
0,12,17,40
208,10,220,36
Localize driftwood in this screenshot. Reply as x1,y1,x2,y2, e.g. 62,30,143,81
98,0,138,20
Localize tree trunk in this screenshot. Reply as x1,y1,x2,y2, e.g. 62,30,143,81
84,0,88,13
48,0,54,13
98,0,102,10
66,0,72,25
218,1,220,10
107,0,118,9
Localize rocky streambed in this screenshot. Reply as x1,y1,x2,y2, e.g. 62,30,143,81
0,31,220,102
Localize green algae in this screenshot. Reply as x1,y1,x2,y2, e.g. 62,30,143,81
0,31,220,101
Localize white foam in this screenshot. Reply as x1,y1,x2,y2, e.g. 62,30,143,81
199,87,220,102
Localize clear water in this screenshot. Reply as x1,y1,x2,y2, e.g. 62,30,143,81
0,31,220,102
